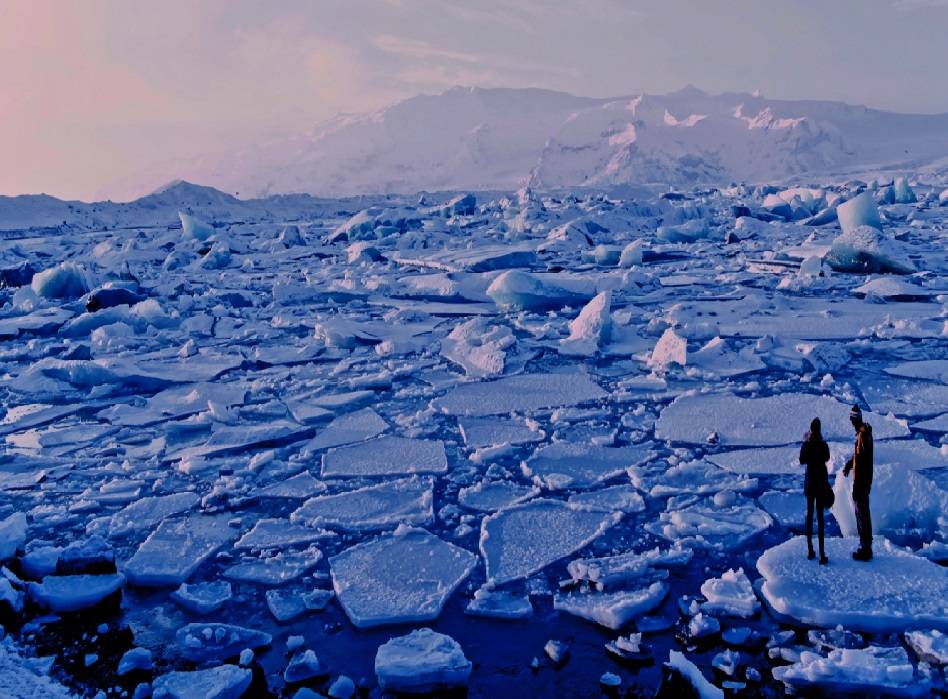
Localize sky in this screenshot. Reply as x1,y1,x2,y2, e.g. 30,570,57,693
3,0,948,201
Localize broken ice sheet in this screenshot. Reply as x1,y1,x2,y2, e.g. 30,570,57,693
646,495,773,551
290,477,433,531
235,518,334,549
320,437,447,478
432,371,606,416
224,545,323,586
124,515,236,586
302,407,387,452
523,441,653,490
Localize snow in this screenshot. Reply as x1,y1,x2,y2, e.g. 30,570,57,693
523,441,653,490
432,372,606,416
0,637,75,699
321,437,447,478
757,536,948,632
330,527,476,628
480,499,621,585
656,392,909,446
153,664,251,699
290,477,433,531
699,568,760,618
375,628,471,694
554,582,668,629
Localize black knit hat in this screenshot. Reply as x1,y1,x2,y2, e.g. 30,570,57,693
850,404,862,419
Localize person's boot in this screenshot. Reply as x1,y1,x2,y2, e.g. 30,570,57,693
807,540,815,560
852,548,872,562
819,552,828,565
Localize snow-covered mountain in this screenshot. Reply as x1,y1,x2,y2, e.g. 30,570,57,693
142,85,948,199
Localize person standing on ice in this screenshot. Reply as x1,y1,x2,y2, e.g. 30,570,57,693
799,418,830,565
843,404,874,561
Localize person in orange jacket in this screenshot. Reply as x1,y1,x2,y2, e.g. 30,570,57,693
843,404,873,561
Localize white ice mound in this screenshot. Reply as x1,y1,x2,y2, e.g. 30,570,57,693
523,441,652,491
823,225,914,274
699,568,759,618
330,527,476,628
486,270,592,311
31,261,95,300
559,291,611,357
656,219,709,243
648,496,772,550
757,536,948,633
553,582,668,630
904,629,948,665
441,317,516,377
480,499,620,585
375,628,472,694
656,392,909,446
648,328,687,369
772,645,930,698
835,191,882,235
178,211,216,241
830,463,948,539
432,371,606,416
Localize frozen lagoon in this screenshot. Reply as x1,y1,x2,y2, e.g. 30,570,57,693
1,179,947,697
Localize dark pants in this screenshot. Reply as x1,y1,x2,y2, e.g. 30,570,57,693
853,490,872,551
806,494,825,554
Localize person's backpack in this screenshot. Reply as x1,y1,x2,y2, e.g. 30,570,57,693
820,476,835,509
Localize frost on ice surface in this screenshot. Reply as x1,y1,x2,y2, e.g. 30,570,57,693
757,536,948,633
330,527,476,628
523,441,653,490
432,372,606,416
480,499,620,585
321,437,447,478
375,628,472,694
656,392,909,446
290,477,433,531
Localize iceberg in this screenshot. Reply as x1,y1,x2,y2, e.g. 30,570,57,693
824,225,914,274
375,628,472,694
835,192,882,235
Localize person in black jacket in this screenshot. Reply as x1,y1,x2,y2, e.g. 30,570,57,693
843,404,874,561
800,418,830,564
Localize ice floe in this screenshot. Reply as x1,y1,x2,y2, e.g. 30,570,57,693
290,477,433,531
375,628,472,694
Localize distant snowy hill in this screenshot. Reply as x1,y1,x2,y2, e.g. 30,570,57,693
138,85,948,198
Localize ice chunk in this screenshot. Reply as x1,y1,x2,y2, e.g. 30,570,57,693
465,588,534,620
628,460,756,497
31,261,94,300
554,582,668,629
330,527,476,628
885,359,948,384
666,650,723,699
441,317,516,377
328,675,356,698
893,176,916,204
175,623,272,662
321,437,447,478
904,629,948,665
375,628,472,694
830,463,948,539
458,417,544,449
480,499,621,585
124,515,236,587
178,211,216,241
757,490,805,528
656,392,908,446
235,518,333,549
0,512,27,560
689,337,766,377
256,472,327,499
486,270,592,311
567,485,646,513
523,441,653,490
824,225,914,274
618,240,644,268
699,568,759,617
291,478,433,531
458,479,539,512
27,573,123,612
836,192,882,235
648,496,772,550
432,372,606,416
757,536,948,632
567,546,692,589
109,492,200,538
304,408,388,452
853,277,935,301
558,291,611,357
223,546,322,586
118,647,152,676
656,219,709,243
284,649,325,682
171,581,233,614
772,645,929,697
153,665,251,699
648,328,687,369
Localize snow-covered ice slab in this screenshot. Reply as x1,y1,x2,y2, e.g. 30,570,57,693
480,499,621,585
554,582,668,629
321,437,447,478
757,536,948,633
223,546,322,586
99,382,247,428
152,664,251,699
432,372,606,416
330,527,476,628
647,496,772,550
885,359,948,384
124,515,236,586
656,393,909,446
235,518,333,549
174,421,312,460
628,460,756,497
772,645,930,698
290,477,433,531
108,492,200,538
255,472,327,499
375,628,472,694
458,417,544,449
304,407,388,452
523,441,653,490
457,480,539,512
